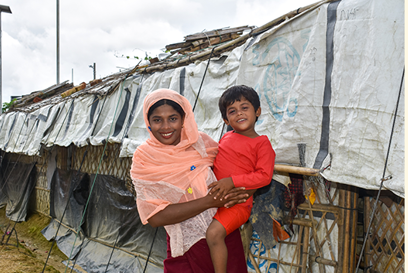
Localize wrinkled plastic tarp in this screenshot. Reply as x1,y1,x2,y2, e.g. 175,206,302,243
42,169,166,272
0,0,404,197
0,160,36,222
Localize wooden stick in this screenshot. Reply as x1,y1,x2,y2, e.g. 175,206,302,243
337,188,345,273
307,200,325,273
277,239,282,272
321,212,337,262
290,225,303,272
248,249,262,273
310,255,338,267
343,186,351,273
274,164,320,176
297,203,340,214
184,26,252,41
284,216,318,227
302,227,310,273
34,187,50,192
349,188,358,273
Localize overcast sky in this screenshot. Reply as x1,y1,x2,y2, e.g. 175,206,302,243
1,0,318,103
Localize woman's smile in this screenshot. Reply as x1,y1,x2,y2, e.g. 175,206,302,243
161,131,174,138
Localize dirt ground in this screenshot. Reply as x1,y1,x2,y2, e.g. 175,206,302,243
0,207,72,273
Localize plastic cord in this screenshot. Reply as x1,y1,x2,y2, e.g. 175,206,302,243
192,46,216,112
354,67,404,273
41,149,89,273
143,228,158,273
104,75,146,272
0,102,71,252
64,77,127,273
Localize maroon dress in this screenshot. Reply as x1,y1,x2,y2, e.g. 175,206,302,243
163,228,248,273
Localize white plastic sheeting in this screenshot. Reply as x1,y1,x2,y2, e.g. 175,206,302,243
0,0,404,197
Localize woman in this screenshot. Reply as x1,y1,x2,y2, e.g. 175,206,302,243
130,89,249,272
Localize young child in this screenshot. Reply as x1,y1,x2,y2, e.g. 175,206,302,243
206,85,276,273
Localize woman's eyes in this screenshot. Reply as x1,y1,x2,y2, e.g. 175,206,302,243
152,117,178,122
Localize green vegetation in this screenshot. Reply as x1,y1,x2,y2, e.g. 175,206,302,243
2,98,17,113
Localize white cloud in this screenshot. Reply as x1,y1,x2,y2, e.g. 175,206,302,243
1,0,319,103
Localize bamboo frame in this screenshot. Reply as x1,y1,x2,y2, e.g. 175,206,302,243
138,0,334,74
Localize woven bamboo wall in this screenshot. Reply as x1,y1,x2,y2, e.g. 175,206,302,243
70,143,132,182
363,196,404,273
1,146,404,272
32,149,50,216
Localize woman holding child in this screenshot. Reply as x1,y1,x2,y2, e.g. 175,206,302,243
130,86,274,272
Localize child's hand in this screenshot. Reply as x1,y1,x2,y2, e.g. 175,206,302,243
208,177,235,201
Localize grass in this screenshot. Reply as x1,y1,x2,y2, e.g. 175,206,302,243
0,207,68,272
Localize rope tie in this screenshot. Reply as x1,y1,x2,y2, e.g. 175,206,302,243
202,29,211,46
192,46,217,112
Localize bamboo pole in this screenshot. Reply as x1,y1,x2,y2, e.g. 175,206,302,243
363,197,371,269
274,164,320,176
284,217,318,227
320,212,336,262
302,227,310,273
307,200,325,273
297,203,340,214
343,186,351,273
249,250,262,273
290,225,304,272
35,186,50,192
310,255,338,267
297,227,302,267
349,188,358,273
337,187,345,273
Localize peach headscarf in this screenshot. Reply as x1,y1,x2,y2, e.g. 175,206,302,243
130,89,218,257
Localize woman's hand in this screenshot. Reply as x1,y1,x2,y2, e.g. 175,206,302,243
205,187,252,208
223,188,256,208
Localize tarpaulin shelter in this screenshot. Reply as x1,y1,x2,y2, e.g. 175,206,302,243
0,0,403,272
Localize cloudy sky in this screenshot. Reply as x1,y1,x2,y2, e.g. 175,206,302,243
2,0,318,103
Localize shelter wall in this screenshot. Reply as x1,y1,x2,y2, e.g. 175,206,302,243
5,151,50,216
0,147,404,272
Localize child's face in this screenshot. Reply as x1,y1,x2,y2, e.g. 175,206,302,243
148,104,184,145
224,97,261,137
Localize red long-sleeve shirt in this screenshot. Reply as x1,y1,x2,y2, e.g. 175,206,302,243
213,131,275,207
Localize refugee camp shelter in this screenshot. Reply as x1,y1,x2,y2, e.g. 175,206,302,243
0,0,404,272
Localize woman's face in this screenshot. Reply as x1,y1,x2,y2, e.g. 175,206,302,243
148,104,184,145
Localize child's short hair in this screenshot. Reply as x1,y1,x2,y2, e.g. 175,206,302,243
218,85,260,121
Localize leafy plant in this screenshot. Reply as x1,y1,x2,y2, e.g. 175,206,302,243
2,98,17,113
